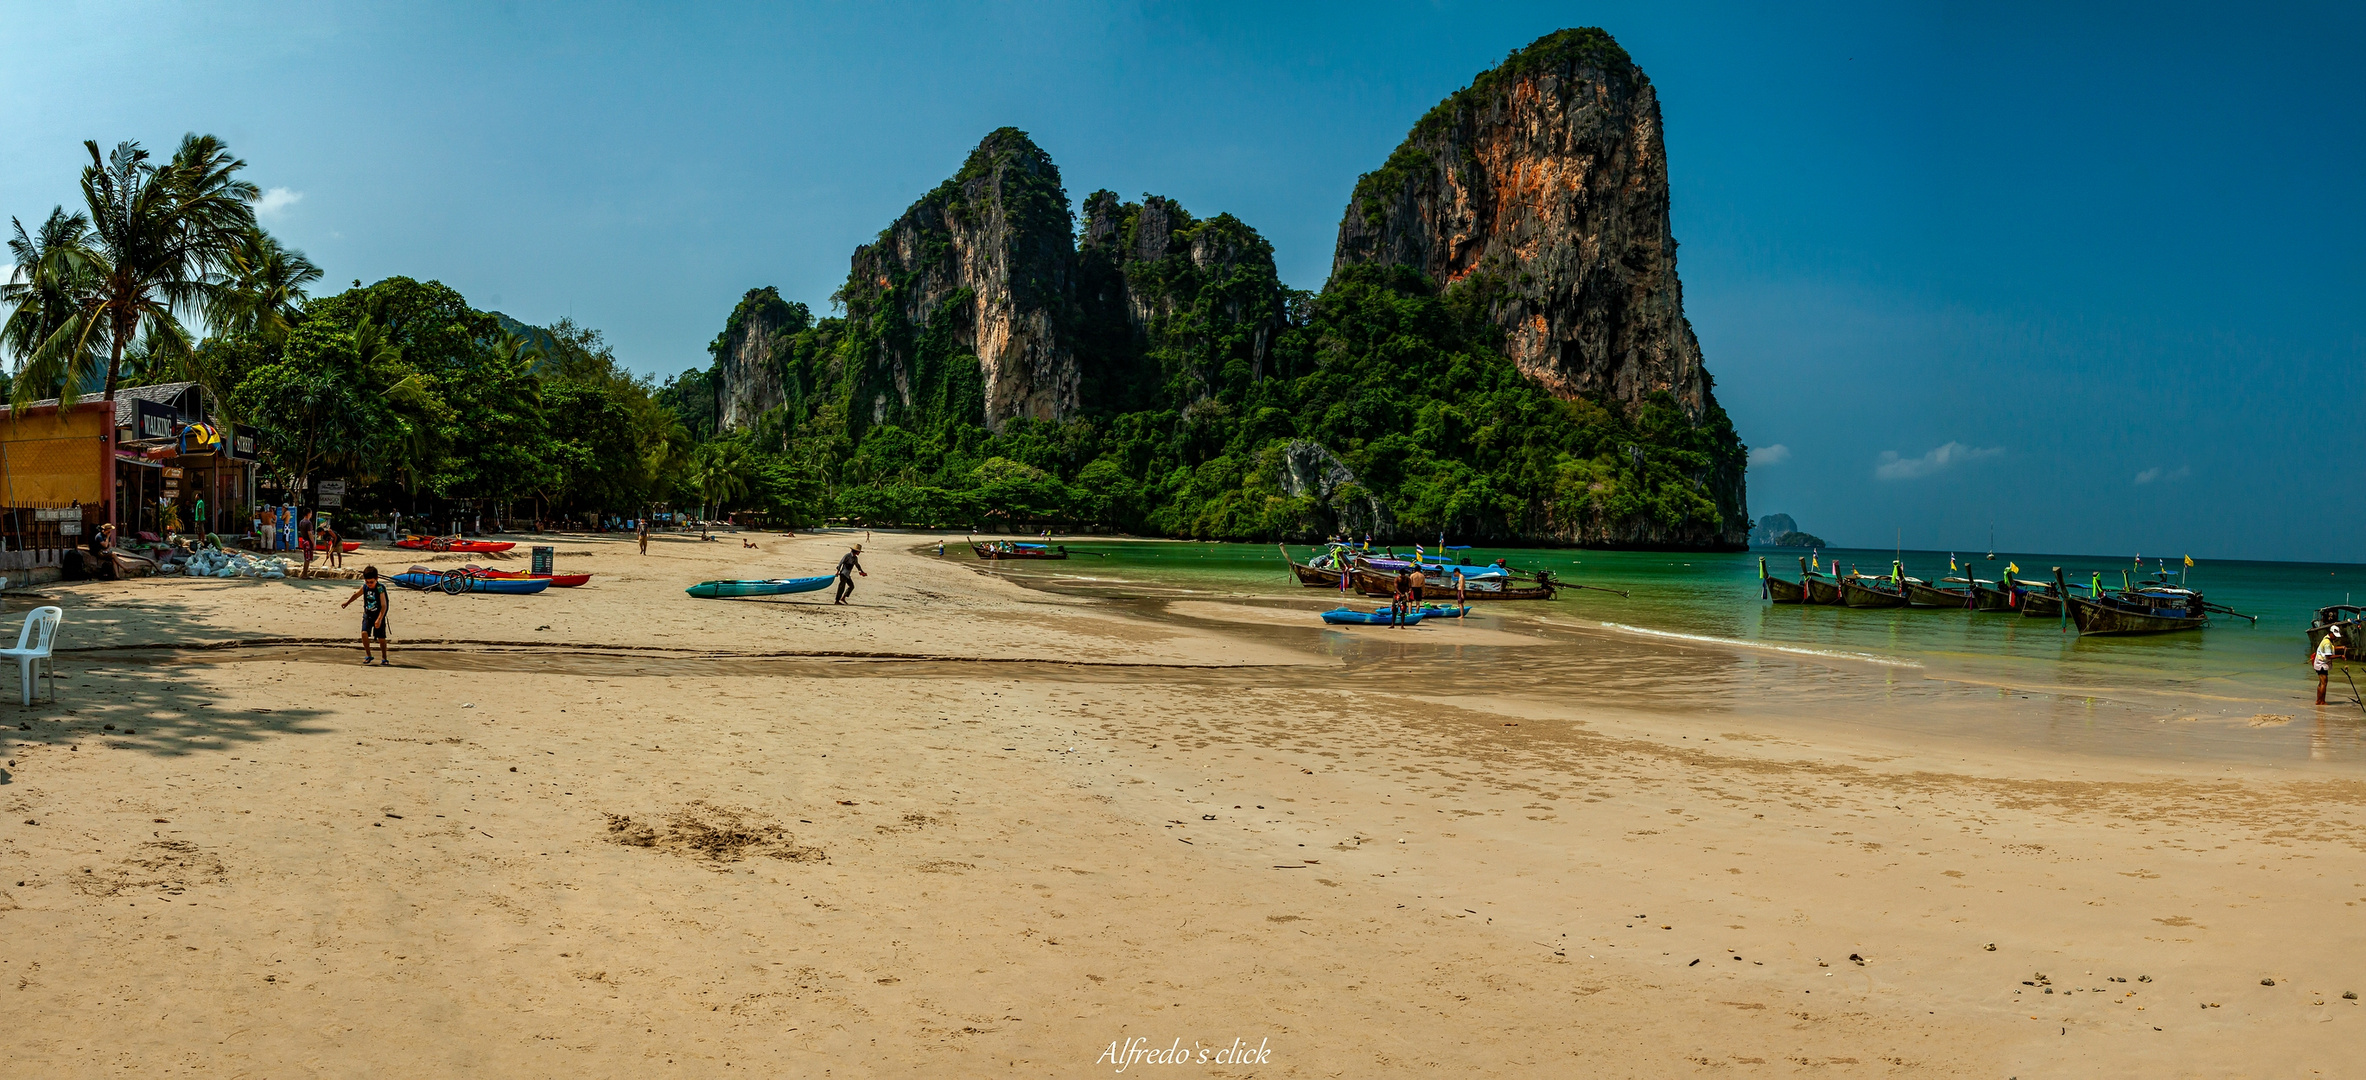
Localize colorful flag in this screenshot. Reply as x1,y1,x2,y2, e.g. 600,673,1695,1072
1949,554,1958,572
2184,554,2194,567
2006,562,2020,574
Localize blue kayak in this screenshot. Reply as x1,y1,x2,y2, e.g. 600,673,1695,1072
1396,604,1470,619
390,571,552,595
1320,607,1427,626
685,575,835,599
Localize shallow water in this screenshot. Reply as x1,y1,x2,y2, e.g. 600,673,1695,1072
959,539,2366,770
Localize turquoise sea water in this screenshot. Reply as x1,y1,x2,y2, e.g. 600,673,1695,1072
982,539,2366,715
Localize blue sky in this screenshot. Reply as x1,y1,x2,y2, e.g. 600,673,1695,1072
4,2,2360,560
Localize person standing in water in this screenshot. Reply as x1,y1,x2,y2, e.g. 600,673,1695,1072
341,566,391,666
2316,626,2342,705
834,544,866,605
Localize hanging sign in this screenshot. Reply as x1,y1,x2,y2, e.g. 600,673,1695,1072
163,466,184,479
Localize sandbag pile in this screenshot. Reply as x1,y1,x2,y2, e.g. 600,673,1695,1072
175,549,291,580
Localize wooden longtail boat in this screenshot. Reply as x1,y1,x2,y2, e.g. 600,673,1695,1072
1280,544,1347,587
2054,568,2208,635
1348,567,1558,601
2308,605,2365,658
970,538,1067,560
1838,573,1909,608
1905,577,2012,611
1802,569,1843,605
1761,557,1808,604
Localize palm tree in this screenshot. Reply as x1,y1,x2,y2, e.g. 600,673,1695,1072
1,135,258,525
1,207,102,396
220,227,321,345
688,441,751,528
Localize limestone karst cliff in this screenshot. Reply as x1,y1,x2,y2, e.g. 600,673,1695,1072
708,287,809,432
837,128,1079,432
1331,27,1745,546
684,35,1749,549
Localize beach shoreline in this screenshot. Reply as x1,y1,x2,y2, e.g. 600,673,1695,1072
1,529,2361,1076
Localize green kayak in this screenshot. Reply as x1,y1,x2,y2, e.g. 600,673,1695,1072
685,575,835,599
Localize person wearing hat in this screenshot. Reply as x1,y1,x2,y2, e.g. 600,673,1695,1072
2315,625,2343,705
834,543,866,605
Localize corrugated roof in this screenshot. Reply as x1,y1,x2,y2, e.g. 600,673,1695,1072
0,382,200,426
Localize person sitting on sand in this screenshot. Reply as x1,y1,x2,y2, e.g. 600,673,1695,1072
834,544,866,605
341,566,392,666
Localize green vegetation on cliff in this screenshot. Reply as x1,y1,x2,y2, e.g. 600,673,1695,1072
664,187,1742,543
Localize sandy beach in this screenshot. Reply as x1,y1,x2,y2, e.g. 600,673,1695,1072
2,530,2361,1077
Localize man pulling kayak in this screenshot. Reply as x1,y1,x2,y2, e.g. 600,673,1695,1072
835,544,866,605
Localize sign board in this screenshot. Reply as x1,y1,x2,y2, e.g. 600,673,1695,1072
163,466,184,479
317,480,346,496
133,397,181,439
59,521,80,536
317,493,343,508
34,508,71,522
229,431,258,460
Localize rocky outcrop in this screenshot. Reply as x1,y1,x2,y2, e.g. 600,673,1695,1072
1275,440,1393,538
710,288,808,431
1331,27,1746,548
1076,191,1286,409
840,128,1079,431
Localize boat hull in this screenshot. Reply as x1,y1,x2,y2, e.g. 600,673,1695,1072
390,572,550,595
1838,578,1908,608
685,575,835,599
2065,594,2206,635
1802,578,1843,605
1905,581,2009,610
1764,576,1809,604
1349,568,1555,601
971,544,1067,560
2018,592,2063,617
1320,607,1427,626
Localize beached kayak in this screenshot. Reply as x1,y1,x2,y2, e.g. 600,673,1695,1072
1320,607,1427,626
394,536,517,553
1391,604,1470,619
465,567,592,587
685,575,835,599
390,571,551,595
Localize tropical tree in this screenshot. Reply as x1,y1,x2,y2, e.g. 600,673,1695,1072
5,136,258,409
0,208,102,396
687,439,752,524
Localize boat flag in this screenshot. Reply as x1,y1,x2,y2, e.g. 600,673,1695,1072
1949,553,1958,572
2184,554,2194,567
2006,562,2020,575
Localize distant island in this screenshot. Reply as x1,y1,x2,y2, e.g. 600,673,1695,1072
1749,513,1828,549
669,27,1749,549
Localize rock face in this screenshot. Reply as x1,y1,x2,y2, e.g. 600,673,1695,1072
840,128,1080,431
1331,27,1745,547
1076,191,1286,409
709,287,808,431
1749,513,1798,546
1275,439,1393,538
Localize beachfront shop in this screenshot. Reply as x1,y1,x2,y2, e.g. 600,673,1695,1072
109,382,257,540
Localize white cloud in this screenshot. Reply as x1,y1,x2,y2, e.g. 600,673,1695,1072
2134,465,2190,485
1874,441,2001,480
1748,443,1791,467
254,186,304,220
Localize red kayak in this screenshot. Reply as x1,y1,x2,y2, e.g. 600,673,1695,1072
395,536,517,553
466,567,590,588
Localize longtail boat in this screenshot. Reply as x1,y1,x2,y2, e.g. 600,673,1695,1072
1802,564,1843,605
1904,576,2012,611
2308,605,2364,658
1760,556,1808,604
1349,566,1558,601
2054,567,2255,635
1281,544,1348,587
970,537,1067,560
1837,569,1911,608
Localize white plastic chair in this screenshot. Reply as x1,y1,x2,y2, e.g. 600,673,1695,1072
0,606,62,706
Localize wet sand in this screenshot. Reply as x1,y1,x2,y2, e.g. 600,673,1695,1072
1,530,2362,1077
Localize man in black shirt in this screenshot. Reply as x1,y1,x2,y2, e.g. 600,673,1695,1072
834,544,866,605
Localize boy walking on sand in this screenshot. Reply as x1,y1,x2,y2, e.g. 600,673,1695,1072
341,566,392,665
638,517,649,555
835,544,866,605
